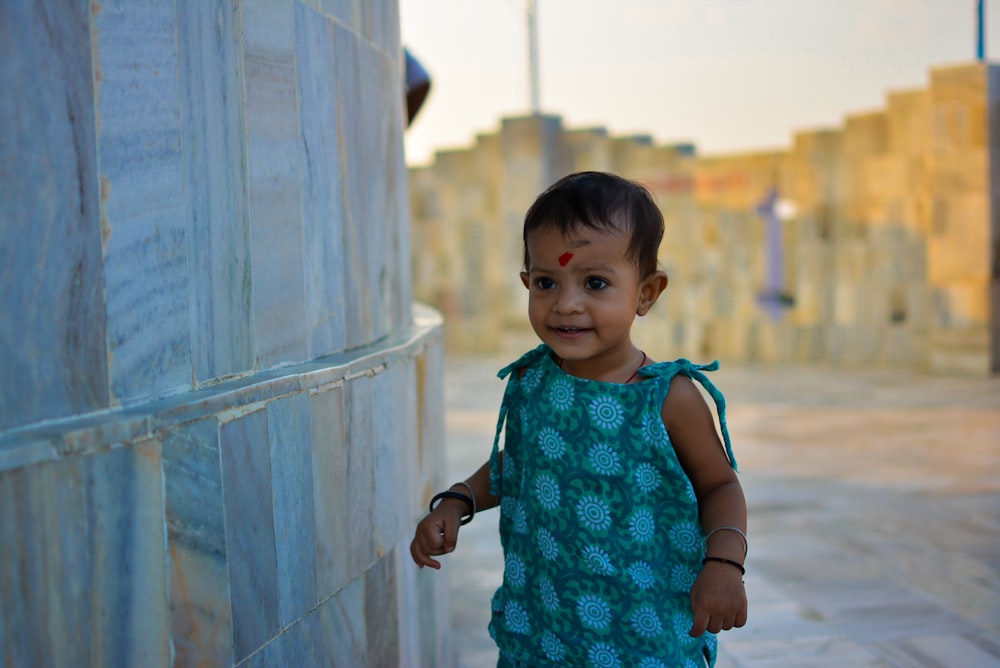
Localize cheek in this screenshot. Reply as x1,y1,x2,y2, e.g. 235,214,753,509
526,299,549,331
525,293,543,315
597,299,636,323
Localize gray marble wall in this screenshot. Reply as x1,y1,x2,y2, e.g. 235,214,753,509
0,1,450,665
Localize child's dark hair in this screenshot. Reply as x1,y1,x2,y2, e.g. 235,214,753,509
522,171,664,276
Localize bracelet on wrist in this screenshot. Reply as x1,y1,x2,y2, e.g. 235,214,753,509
429,490,475,525
704,525,748,557
450,481,478,517
702,556,746,576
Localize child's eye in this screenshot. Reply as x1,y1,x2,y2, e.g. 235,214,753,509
585,277,609,290
535,277,556,289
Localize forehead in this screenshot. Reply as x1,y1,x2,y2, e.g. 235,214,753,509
525,225,630,265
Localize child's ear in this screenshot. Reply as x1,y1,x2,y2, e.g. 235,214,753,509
637,271,668,316
520,271,530,289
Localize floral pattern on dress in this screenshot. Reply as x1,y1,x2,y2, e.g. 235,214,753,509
639,659,669,668
582,544,616,575
540,629,566,661
538,426,567,459
588,396,625,432
587,642,622,668
536,527,560,561
577,593,612,629
534,473,561,510
505,552,527,588
500,496,517,519
627,561,657,590
521,367,544,393
588,442,622,475
635,462,661,492
504,600,531,634
628,508,656,542
488,345,734,667
630,605,664,639
671,613,700,647
538,575,560,611
548,379,575,411
511,501,529,535
577,495,613,532
641,411,667,447
671,564,699,592
669,521,702,554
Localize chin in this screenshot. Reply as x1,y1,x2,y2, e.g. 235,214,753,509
544,341,591,360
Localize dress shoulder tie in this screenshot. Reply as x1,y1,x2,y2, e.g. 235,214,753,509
640,359,737,471
490,344,548,494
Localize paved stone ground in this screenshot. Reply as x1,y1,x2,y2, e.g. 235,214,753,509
433,353,1000,668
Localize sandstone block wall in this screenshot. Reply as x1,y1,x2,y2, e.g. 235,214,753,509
409,62,998,375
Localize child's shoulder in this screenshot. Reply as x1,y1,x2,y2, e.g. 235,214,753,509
638,357,720,380
643,358,725,421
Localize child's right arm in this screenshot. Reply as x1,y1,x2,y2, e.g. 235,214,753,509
409,457,499,569
662,375,749,636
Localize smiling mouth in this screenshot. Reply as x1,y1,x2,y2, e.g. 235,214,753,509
553,326,592,337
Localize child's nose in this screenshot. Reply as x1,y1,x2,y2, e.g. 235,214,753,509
553,287,585,313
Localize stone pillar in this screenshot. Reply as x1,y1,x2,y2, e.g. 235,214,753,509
0,1,450,665
926,64,996,374
990,64,1000,373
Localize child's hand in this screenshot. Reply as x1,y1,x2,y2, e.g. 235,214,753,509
409,499,466,569
688,560,748,637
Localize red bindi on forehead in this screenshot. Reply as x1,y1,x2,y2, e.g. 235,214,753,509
558,252,574,266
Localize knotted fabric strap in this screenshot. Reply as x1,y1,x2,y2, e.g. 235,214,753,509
489,347,546,495
640,359,737,471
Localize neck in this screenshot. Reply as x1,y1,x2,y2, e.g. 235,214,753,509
557,347,646,384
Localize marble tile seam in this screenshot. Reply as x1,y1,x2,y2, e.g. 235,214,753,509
299,7,401,60
216,399,273,425
0,311,443,474
344,362,388,381
227,547,403,668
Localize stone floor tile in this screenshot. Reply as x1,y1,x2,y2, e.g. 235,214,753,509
722,635,892,667
827,600,975,641
866,633,1000,667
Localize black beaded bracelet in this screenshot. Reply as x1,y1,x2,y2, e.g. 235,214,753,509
702,556,746,576
429,490,475,525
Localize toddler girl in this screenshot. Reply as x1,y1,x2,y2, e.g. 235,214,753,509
411,171,748,667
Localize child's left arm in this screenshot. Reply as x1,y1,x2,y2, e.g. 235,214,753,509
663,374,748,638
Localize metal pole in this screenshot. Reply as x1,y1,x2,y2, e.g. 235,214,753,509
977,0,985,61
528,0,540,114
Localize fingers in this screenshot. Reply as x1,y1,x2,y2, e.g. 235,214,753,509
688,610,709,637
409,512,462,569
409,517,444,569
688,608,747,637
689,588,748,636
409,536,441,570
688,565,748,636
688,612,739,637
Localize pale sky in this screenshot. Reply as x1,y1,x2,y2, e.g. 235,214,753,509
400,0,999,166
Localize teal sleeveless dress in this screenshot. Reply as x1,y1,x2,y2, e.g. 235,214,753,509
487,345,737,668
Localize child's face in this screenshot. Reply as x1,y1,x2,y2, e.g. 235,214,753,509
520,224,666,376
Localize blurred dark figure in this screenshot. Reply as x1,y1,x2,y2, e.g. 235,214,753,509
404,48,431,126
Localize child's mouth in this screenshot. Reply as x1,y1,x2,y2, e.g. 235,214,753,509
554,327,591,338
